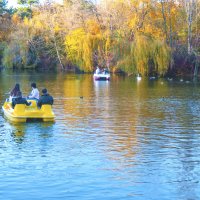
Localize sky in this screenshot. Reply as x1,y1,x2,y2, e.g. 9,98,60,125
7,0,18,7
7,0,63,8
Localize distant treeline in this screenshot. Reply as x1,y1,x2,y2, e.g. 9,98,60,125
0,0,199,77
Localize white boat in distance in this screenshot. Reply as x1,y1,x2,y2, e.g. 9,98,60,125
93,67,110,81
93,73,110,81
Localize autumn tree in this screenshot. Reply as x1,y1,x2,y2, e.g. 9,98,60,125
1,0,199,75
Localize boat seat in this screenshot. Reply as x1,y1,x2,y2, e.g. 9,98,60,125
14,104,26,115
41,105,53,115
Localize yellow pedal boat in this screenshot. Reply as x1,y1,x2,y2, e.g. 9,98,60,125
2,100,55,122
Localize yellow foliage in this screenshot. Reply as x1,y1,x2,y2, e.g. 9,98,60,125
54,25,61,33
34,19,43,30
65,25,113,72
65,28,91,71
23,17,29,26
133,33,169,75
65,28,85,58
128,16,137,29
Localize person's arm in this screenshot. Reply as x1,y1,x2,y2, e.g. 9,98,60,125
28,89,38,99
25,100,31,106
37,99,42,108
28,90,33,98
10,89,14,96
12,99,16,109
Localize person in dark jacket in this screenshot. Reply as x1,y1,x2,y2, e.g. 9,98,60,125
12,91,31,109
37,88,54,108
9,83,21,101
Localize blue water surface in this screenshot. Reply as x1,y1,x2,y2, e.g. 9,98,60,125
0,71,200,200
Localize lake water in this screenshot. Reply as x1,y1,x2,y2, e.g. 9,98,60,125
0,70,200,200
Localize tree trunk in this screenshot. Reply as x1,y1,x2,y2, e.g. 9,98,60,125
193,52,199,79
52,32,64,70
161,0,168,43
44,4,64,70
193,60,198,78
167,0,173,70
188,4,192,54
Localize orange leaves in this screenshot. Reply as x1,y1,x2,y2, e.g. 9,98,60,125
12,14,21,25
86,19,101,35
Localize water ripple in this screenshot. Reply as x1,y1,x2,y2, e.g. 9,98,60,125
0,74,200,199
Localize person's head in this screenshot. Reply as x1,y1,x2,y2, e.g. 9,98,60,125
11,83,20,96
14,83,20,91
31,83,36,89
42,88,48,94
16,91,22,98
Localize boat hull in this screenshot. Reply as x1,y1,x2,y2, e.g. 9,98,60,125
2,100,55,123
93,74,110,81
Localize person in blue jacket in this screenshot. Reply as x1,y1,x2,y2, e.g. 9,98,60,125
37,88,54,108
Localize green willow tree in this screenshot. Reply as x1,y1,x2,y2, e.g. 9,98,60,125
17,0,39,18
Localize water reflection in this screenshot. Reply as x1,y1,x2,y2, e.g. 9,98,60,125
10,123,26,144
8,121,55,145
